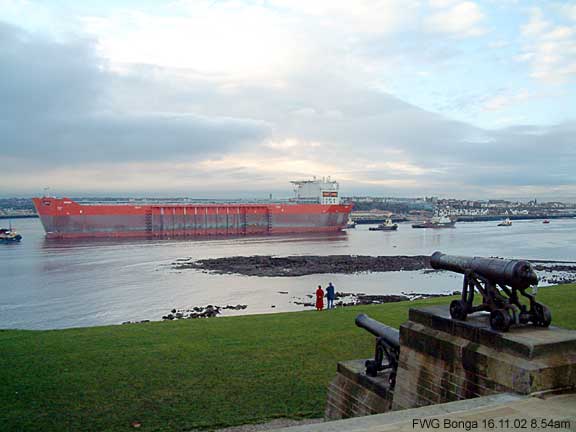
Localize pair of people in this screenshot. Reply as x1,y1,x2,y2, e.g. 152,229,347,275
315,282,335,311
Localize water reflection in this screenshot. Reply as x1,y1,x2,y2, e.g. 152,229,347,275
41,230,349,251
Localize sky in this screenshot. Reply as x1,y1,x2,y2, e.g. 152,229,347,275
0,0,575,199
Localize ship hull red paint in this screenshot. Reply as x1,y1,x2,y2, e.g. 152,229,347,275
32,198,353,239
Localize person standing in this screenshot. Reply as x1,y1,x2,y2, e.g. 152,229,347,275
326,282,335,309
315,285,324,311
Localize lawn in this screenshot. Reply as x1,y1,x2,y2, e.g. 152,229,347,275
1,284,574,431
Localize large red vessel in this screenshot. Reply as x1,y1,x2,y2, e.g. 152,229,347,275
33,179,353,239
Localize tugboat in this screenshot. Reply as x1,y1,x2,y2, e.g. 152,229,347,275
497,218,512,227
345,217,356,229
412,215,455,229
369,218,398,231
543,219,550,224
0,227,22,243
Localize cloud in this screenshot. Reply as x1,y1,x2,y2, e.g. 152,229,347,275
1,2,576,200
0,22,271,165
560,3,576,22
521,7,550,37
448,121,576,189
518,7,576,83
267,0,420,34
424,1,486,37
481,89,532,111
429,0,461,8
81,4,301,80
487,39,509,49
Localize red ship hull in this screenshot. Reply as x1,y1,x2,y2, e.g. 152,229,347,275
32,198,353,239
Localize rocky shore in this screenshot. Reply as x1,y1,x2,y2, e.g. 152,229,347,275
171,254,576,284
291,291,456,307
173,255,431,277
161,304,248,321
534,264,576,285
122,293,457,324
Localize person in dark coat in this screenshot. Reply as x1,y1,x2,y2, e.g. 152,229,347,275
315,285,324,311
326,282,335,309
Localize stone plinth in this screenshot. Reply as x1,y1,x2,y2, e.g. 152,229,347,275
325,359,394,420
392,305,576,411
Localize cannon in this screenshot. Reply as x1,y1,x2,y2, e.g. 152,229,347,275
355,313,400,386
430,251,551,332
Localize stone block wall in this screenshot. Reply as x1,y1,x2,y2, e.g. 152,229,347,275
392,306,576,411
325,360,394,420
326,305,576,420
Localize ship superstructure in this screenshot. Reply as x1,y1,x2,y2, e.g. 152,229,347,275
33,178,352,239
290,177,340,205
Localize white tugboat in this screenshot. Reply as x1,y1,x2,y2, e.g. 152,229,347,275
369,218,398,231
412,215,455,229
498,218,512,227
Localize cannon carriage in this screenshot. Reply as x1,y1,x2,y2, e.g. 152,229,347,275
355,313,400,386
430,251,551,332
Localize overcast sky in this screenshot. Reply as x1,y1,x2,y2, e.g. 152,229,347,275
1,0,575,199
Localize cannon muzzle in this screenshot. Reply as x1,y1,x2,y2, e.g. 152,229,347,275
355,313,400,350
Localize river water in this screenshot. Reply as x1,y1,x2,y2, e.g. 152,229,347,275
1,217,575,329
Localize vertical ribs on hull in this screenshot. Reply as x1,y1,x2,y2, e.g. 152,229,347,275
144,209,153,233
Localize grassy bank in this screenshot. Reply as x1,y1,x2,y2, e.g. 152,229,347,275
1,284,575,431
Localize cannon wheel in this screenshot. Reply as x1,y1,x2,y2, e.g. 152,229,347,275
490,309,512,332
532,303,552,328
449,300,468,321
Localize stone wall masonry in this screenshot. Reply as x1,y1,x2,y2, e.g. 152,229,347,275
325,360,394,420
392,306,576,411
326,305,576,421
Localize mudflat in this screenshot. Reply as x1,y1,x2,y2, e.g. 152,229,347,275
173,255,431,277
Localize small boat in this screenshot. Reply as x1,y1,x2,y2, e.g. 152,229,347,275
543,219,550,224
412,216,455,229
498,218,512,227
0,227,22,243
345,218,356,229
369,218,398,231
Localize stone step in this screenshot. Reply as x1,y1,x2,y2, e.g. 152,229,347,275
278,392,576,432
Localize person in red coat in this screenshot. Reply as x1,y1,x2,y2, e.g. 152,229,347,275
315,285,324,311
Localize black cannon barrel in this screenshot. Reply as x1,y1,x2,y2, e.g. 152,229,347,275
355,314,400,350
430,251,538,288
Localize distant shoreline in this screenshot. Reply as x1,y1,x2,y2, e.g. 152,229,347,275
352,214,576,224
455,214,576,222
0,214,38,220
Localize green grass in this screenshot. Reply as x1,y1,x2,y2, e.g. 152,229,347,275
1,284,575,432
